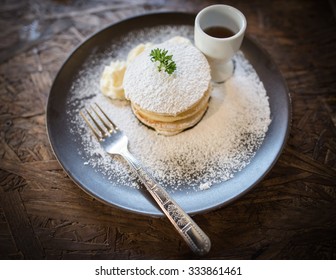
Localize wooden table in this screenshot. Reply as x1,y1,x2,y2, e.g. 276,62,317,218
1,0,335,259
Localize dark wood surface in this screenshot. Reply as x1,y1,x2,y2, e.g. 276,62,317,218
0,0,335,259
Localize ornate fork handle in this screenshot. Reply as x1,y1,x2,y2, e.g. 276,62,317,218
121,150,211,256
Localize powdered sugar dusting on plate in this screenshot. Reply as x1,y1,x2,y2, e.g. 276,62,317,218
66,25,271,192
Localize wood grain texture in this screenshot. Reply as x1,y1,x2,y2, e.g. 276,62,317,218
0,0,335,259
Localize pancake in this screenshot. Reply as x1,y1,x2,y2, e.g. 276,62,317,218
132,102,209,136
123,38,211,135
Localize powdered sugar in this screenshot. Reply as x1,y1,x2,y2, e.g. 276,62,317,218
124,40,211,115
66,25,271,193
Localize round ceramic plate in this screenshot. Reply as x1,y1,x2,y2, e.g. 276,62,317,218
46,12,291,216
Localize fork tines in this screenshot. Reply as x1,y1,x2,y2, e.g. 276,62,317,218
80,103,117,140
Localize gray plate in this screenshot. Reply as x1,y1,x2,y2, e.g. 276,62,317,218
46,12,291,217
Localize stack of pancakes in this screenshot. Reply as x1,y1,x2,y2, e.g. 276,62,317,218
124,38,211,136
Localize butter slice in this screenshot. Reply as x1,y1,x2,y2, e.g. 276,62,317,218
127,43,152,64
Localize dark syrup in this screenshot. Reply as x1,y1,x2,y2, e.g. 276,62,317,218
204,26,235,38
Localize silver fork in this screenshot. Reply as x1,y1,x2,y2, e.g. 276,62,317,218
80,103,211,256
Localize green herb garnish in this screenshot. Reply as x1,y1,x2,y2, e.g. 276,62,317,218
150,48,176,75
